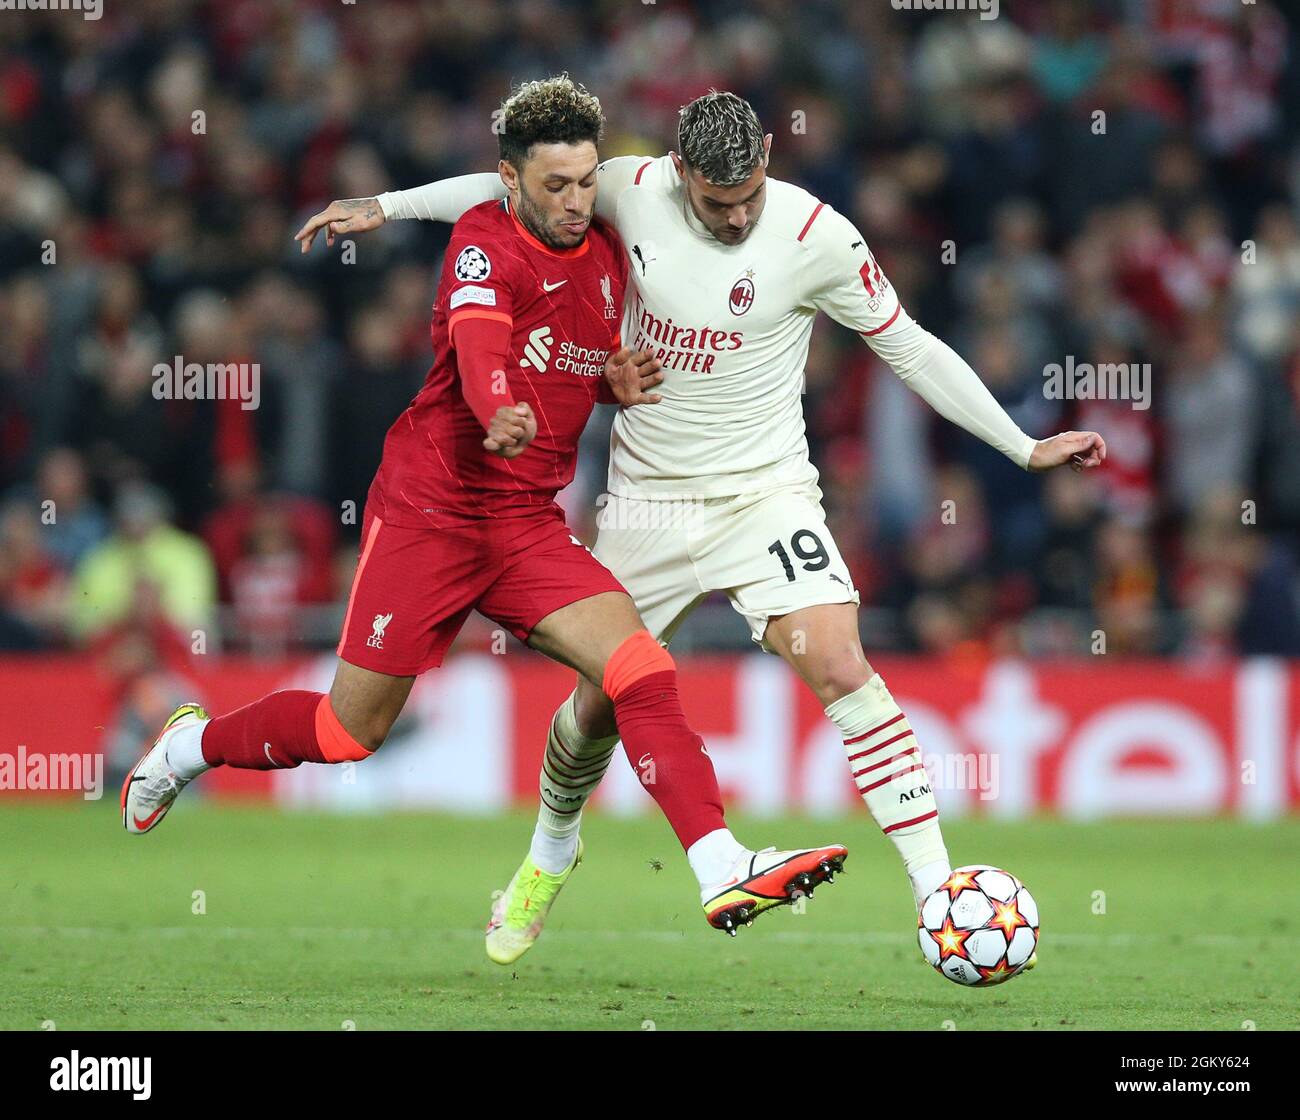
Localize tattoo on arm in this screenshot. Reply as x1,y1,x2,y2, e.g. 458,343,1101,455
341,198,380,222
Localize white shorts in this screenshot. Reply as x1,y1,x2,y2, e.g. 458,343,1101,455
593,485,860,650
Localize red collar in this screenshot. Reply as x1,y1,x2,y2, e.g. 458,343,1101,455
506,198,590,259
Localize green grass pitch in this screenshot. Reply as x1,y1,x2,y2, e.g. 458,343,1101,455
2,802,1298,1030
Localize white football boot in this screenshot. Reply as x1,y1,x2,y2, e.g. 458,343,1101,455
121,702,209,834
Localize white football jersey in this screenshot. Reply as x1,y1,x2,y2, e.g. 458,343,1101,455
595,155,914,499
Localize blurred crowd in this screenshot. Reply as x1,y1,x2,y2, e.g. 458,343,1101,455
2,0,1300,666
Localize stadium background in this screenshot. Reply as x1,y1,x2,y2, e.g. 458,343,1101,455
2,0,1300,823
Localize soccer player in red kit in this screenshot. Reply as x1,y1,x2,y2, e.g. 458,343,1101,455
122,77,846,959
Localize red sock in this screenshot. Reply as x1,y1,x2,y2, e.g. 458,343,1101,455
201,690,369,770
606,633,726,850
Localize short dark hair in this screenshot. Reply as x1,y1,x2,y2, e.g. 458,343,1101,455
677,90,765,187
498,75,604,168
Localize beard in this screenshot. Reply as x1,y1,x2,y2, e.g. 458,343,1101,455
514,184,585,249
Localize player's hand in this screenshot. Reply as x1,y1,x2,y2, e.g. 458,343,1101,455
483,402,536,458
1028,430,1107,473
294,198,385,253
603,347,664,405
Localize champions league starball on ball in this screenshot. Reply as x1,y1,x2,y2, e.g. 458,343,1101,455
918,865,1040,986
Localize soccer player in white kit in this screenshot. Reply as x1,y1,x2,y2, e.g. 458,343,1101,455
298,90,1105,963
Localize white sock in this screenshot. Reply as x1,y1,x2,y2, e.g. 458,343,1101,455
910,858,953,908
687,827,746,897
529,822,578,875
826,674,949,907
164,720,211,780
529,693,618,874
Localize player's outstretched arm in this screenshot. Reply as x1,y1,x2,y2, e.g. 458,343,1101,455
799,205,1107,473
378,157,660,226
294,173,508,252
869,322,1105,474
299,157,663,250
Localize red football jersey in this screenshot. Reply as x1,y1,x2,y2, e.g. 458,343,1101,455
370,199,626,528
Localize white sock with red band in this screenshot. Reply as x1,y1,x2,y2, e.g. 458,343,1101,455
826,674,951,907
531,692,618,874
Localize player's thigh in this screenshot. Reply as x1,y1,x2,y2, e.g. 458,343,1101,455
699,486,860,651
527,590,646,682
336,507,495,709
764,601,875,704
591,493,705,644
328,658,417,751
476,515,634,683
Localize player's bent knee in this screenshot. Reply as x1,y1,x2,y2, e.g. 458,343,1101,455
811,652,874,706
574,678,618,740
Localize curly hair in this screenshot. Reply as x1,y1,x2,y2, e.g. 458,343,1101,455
498,75,604,168
677,90,765,187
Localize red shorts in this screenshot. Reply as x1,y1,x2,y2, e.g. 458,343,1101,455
337,503,626,675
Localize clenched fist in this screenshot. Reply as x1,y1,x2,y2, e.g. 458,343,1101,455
483,402,537,458
1028,430,1107,473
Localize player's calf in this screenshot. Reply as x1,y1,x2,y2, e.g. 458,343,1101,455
767,607,952,909
531,690,618,874
122,674,405,836
600,630,851,934
829,673,951,907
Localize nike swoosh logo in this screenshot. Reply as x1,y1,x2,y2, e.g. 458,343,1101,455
542,279,567,292
264,742,280,767
132,805,166,831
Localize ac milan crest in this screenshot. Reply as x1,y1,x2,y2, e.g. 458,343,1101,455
729,275,755,316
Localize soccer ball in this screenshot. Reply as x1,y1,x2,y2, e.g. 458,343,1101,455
918,864,1039,986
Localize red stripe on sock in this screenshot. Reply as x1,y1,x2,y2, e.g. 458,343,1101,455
541,764,601,791
549,730,614,771
883,809,939,834
843,712,904,747
545,754,610,782
847,727,914,762
851,748,919,779
856,761,926,795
